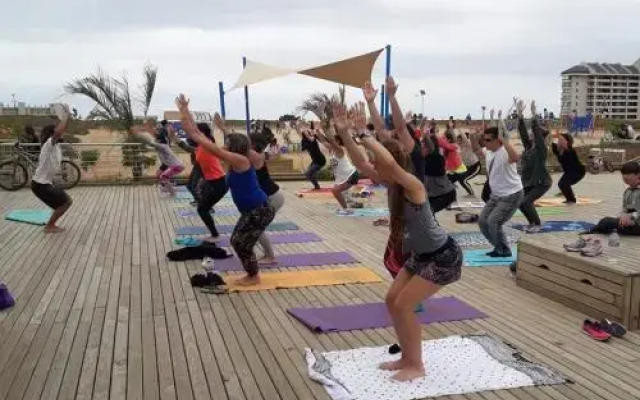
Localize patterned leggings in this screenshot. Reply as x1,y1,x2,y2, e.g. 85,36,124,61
230,203,276,276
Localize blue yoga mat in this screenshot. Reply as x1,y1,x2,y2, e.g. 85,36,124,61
336,208,389,217
510,220,594,233
450,231,519,248
5,209,52,226
464,248,517,267
175,208,239,217
175,222,299,236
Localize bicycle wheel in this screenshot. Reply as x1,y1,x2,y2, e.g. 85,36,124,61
55,160,82,189
0,161,28,191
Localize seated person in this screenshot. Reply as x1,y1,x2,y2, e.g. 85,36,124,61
586,161,640,236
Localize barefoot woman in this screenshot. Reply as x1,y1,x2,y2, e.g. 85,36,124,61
31,104,73,233
177,95,275,286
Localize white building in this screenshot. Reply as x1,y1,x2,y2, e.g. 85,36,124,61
0,102,56,117
561,59,640,120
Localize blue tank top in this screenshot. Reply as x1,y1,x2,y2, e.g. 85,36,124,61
226,167,268,213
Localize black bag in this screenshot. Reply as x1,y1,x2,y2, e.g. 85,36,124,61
167,243,231,261
455,212,479,224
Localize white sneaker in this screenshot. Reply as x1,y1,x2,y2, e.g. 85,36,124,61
202,257,215,272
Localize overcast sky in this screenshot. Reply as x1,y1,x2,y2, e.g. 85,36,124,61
2,0,640,120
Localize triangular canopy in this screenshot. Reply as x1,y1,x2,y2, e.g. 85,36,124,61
229,48,384,90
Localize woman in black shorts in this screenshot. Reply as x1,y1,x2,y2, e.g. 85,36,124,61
31,104,73,233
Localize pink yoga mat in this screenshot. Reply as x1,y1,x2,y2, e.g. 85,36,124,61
213,251,358,272
288,296,487,332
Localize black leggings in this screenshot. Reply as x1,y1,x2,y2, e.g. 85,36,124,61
186,164,203,202
197,177,228,237
448,162,481,196
518,184,551,226
230,204,276,276
558,171,585,203
429,190,457,214
590,217,640,235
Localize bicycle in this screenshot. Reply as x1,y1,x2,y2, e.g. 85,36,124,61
0,142,81,191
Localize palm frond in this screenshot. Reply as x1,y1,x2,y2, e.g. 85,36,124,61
139,63,158,117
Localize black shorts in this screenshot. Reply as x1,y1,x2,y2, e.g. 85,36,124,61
346,171,359,185
31,182,70,209
404,237,463,286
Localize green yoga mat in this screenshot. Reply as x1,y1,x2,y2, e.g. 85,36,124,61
5,209,52,226
514,207,566,217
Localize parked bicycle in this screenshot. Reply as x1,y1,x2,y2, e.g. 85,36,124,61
0,142,81,191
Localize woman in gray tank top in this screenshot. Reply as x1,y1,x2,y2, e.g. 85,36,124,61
332,101,462,382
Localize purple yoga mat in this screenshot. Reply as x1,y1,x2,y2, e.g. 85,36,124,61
213,251,357,272
218,232,322,247
288,296,487,332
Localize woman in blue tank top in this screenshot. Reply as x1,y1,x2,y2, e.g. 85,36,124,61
177,95,275,286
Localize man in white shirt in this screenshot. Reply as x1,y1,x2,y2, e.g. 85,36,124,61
31,104,73,233
475,126,523,257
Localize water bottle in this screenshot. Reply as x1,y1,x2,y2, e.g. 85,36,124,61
608,232,620,248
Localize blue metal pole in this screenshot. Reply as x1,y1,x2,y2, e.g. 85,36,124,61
384,45,391,125
379,84,385,119
218,81,226,118
243,57,251,133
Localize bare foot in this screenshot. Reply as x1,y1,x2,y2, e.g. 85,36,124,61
258,257,278,265
391,367,426,382
390,366,426,382
44,226,65,233
378,359,404,371
235,275,260,286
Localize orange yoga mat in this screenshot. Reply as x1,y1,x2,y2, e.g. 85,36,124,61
535,197,602,207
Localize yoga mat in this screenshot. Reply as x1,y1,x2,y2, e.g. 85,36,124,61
175,208,240,217
514,207,567,217
218,232,322,247
449,201,486,209
535,197,602,207
175,222,300,236
464,248,517,267
450,231,519,248
306,334,568,400
224,266,381,292
174,237,203,246
336,208,389,217
288,296,486,332
213,251,358,272
511,220,594,233
5,209,52,226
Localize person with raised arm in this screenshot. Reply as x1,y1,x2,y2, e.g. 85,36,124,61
177,95,275,286
299,121,327,190
474,106,523,257
552,132,585,204
168,124,203,204
422,126,457,213
132,123,185,196
517,100,552,233
333,102,462,381
455,129,482,197
31,104,73,233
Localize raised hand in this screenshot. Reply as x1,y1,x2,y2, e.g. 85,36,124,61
214,112,226,131
332,103,349,134
516,99,525,117
489,109,495,120
498,110,503,119
363,81,378,102
530,100,537,117
385,76,398,97
352,102,368,131
175,94,190,113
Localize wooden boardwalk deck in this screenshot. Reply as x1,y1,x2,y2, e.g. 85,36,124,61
1,174,640,400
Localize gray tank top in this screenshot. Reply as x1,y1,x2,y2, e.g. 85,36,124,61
425,175,455,198
403,200,449,254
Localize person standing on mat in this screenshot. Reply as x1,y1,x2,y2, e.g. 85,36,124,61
422,128,457,213
333,103,461,381
517,100,552,233
178,95,275,286
552,133,585,204
315,127,359,212
247,129,285,265
300,121,326,190
31,104,73,233
475,124,523,257
169,124,203,205
455,131,482,197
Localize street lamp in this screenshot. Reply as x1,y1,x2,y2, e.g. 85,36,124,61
419,89,426,116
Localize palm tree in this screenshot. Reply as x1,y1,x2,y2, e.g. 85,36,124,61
64,63,158,130
297,85,345,128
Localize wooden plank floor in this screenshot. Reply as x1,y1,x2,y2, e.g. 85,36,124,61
1,174,640,400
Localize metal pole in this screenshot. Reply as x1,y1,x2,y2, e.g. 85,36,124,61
379,84,385,119
243,57,251,134
218,81,226,118
384,45,391,125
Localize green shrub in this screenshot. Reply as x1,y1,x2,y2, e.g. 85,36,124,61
80,150,100,171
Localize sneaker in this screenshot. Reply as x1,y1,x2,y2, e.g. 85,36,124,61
563,200,577,205
582,319,611,341
608,233,620,248
581,239,604,257
486,250,513,258
599,319,627,337
524,225,544,234
563,237,589,252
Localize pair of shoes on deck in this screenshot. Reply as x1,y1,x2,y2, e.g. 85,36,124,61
563,237,604,257
582,319,627,341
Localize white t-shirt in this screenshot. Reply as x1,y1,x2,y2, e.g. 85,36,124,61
330,152,356,184
485,146,522,197
32,138,62,185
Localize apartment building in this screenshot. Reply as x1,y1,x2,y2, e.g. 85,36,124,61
561,59,640,120
0,102,57,117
